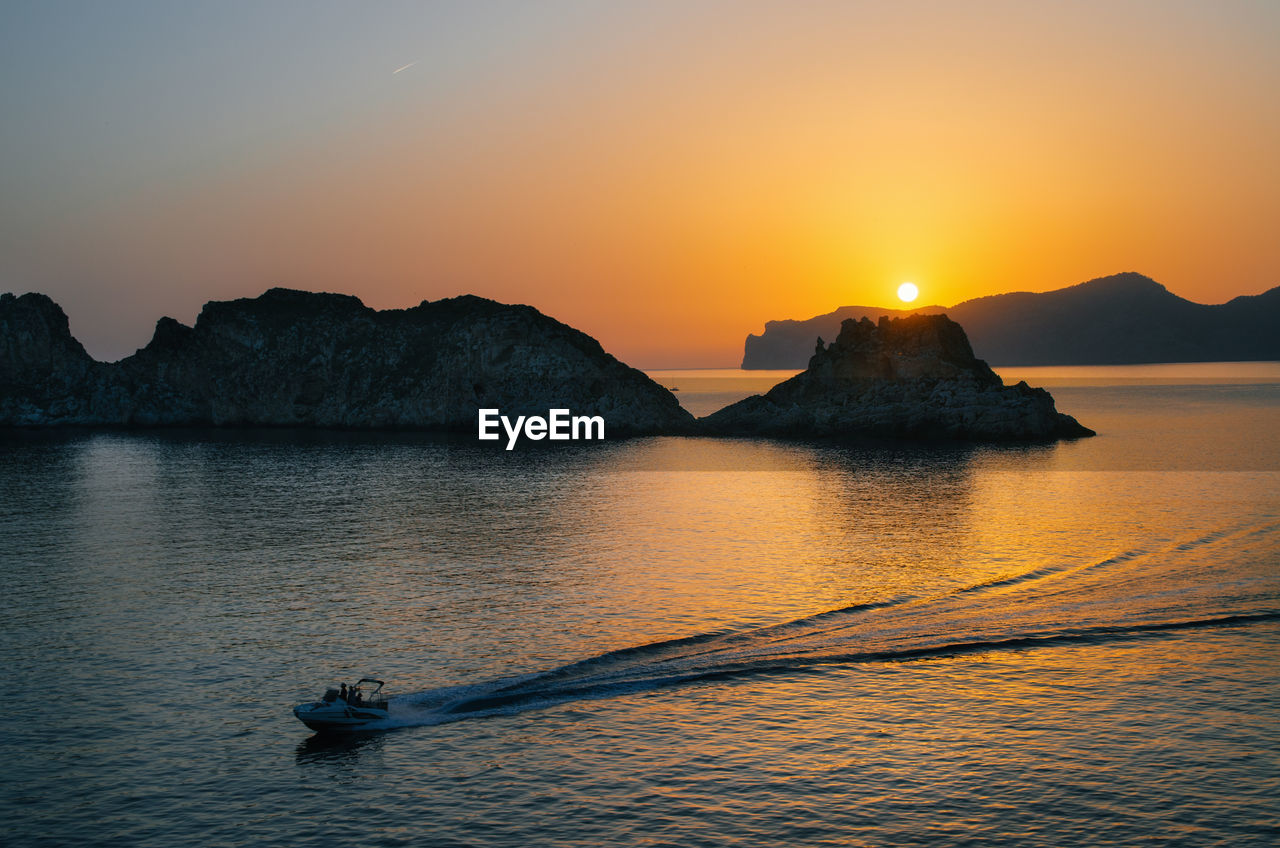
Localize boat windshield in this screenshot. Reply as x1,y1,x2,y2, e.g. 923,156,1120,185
322,678,386,706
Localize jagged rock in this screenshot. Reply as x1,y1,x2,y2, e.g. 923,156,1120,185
0,292,108,425
0,288,695,435
705,313,1093,441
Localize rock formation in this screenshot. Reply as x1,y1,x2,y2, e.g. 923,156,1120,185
0,292,105,424
0,288,695,434
706,313,1093,441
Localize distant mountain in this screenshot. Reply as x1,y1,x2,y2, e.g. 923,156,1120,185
0,288,694,433
742,273,1280,368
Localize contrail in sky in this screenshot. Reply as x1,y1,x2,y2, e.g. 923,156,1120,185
392,61,419,74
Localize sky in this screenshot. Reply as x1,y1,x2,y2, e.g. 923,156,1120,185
2,1,1277,367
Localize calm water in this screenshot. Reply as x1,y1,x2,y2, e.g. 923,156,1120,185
3,365,1279,846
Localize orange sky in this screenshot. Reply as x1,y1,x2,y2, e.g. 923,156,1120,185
2,2,1277,366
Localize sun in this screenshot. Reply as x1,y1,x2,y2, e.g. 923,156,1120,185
897,282,919,303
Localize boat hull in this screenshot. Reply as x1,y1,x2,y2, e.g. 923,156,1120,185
293,701,390,733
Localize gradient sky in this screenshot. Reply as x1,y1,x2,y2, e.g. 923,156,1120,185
2,1,1277,367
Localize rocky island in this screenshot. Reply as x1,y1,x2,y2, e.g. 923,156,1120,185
0,288,695,434
704,313,1093,441
3,288,1091,442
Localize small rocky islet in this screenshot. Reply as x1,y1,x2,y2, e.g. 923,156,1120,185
702,312,1094,441
0,288,1091,441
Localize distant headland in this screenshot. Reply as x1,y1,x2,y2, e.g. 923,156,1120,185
742,272,1280,369
1,287,1090,442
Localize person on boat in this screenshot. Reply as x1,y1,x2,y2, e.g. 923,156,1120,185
350,686,363,706
339,683,349,703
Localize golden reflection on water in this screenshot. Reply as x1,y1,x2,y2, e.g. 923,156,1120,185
647,365,1280,471
537,437,983,633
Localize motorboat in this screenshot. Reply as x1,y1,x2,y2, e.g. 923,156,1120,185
293,678,390,733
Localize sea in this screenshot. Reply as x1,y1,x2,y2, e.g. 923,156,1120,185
2,364,1277,847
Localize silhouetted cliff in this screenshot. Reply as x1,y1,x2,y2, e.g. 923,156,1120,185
708,313,1092,441
742,273,1280,368
0,289,695,434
